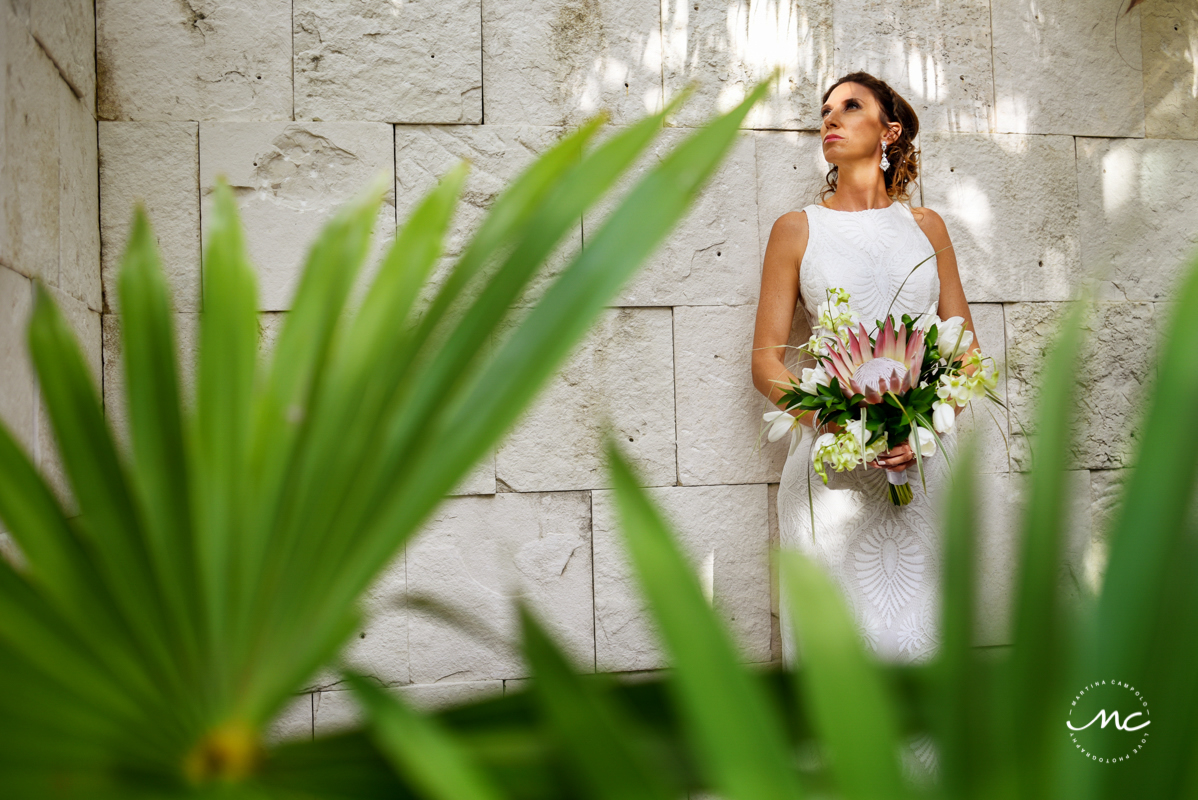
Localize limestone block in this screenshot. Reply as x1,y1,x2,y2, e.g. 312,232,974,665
1087,468,1126,597
312,688,359,735
950,303,1011,475
767,482,781,664
920,132,1082,302
1076,137,1198,303
1089,464,1198,597
754,130,834,250
406,492,593,683
1005,302,1158,472
59,83,100,312
313,680,503,736
592,482,772,671
831,0,994,133
972,470,1092,646
660,0,834,131
199,123,395,311
495,307,675,491
265,694,312,744
1142,0,1198,140
2,7,59,283
581,128,759,308
294,0,481,124
99,122,201,313
36,286,100,515
30,0,95,109
482,0,663,127
393,124,580,313
101,312,200,452
992,0,1144,136
0,5,5,272
336,549,408,687
675,304,784,485
96,0,291,121
0,265,35,455
399,679,503,711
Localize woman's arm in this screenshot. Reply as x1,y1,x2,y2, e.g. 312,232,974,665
751,211,841,432
914,206,981,419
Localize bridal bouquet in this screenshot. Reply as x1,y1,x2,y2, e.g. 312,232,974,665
763,287,1001,505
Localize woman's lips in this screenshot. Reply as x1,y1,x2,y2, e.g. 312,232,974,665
824,135,843,141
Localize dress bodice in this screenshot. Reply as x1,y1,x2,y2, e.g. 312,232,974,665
799,202,940,330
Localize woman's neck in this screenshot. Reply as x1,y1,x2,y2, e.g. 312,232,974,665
823,170,892,211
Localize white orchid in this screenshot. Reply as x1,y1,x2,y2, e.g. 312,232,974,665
845,418,888,462
799,364,831,395
937,316,973,360
804,333,830,357
811,431,838,482
937,372,972,407
814,288,858,342
931,400,956,433
952,351,1000,401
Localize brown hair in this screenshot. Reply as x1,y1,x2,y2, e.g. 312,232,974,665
818,72,921,205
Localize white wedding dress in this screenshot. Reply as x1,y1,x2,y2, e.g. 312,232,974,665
777,200,957,782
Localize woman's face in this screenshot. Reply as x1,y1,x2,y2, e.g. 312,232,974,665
820,82,899,167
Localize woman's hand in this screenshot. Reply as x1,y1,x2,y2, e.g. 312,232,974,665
868,441,915,471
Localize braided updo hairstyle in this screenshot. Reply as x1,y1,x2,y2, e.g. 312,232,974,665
818,72,921,205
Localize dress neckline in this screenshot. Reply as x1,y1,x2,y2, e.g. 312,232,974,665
815,201,897,213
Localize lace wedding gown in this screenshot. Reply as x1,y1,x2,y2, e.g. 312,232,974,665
777,201,958,781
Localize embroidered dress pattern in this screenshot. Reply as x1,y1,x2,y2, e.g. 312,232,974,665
776,201,955,778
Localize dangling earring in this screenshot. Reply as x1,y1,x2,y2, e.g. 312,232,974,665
879,139,890,171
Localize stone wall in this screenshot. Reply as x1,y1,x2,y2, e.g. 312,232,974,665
2,0,1194,752
0,0,100,554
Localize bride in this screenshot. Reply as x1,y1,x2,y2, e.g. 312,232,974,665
751,71,982,778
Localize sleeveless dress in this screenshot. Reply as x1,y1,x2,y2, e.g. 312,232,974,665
777,201,956,781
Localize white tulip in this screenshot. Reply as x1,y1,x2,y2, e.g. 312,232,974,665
913,426,937,458
932,400,956,433
799,364,831,395
937,316,974,360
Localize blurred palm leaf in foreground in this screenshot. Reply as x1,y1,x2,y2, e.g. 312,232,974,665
0,70,778,797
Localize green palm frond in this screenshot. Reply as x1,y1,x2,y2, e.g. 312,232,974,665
0,71,780,797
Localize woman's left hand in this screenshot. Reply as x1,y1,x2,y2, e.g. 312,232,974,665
868,442,914,471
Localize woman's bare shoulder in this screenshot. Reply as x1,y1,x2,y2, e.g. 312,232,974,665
909,205,948,237
769,210,811,272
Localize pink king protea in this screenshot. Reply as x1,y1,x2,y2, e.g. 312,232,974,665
822,316,926,404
